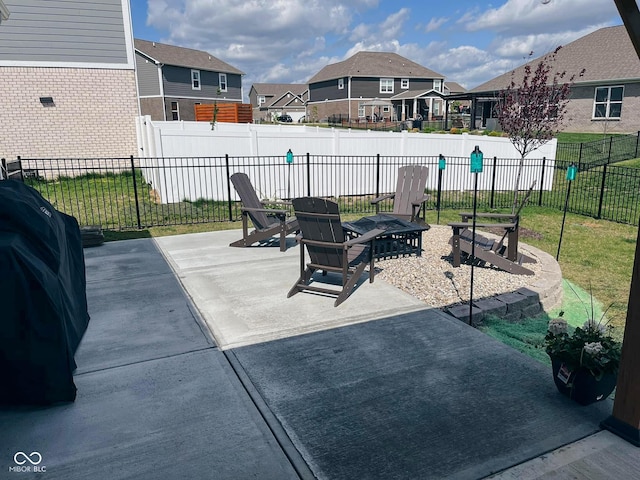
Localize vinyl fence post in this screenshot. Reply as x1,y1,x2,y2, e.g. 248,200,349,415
306,152,311,196
597,164,607,219
129,155,142,230
225,154,233,222
490,156,497,209
538,157,546,206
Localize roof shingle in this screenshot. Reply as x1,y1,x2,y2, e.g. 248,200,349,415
134,39,244,75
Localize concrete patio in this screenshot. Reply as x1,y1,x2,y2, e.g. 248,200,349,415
1,229,638,479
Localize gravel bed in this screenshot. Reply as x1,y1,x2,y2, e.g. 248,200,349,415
376,225,543,309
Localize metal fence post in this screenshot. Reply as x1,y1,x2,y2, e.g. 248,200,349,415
225,154,233,222
538,157,546,206
636,131,640,158
375,153,381,200
608,136,613,164
130,155,142,229
597,164,607,219
578,142,583,168
306,152,311,196
490,156,497,209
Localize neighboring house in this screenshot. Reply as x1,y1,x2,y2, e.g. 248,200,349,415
468,25,640,133
0,0,138,159
307,51,446,122
135,39,244,122
249,83,309,122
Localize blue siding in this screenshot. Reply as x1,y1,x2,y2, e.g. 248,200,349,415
0,0,130,64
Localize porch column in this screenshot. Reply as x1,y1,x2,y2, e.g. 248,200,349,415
401,100,406,121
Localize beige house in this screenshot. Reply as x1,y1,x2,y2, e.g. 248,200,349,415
249,83,309,122
468,25,640,133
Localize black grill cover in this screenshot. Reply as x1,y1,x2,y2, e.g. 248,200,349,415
0,181,90,404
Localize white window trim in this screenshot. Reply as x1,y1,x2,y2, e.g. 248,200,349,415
401,78,409,89
191,69,201,90
358,102,366,118
257,95,266,105
380,78,394,94
170,101,180,121
592,85,623,119
433,79,442,92
219,73,228,92
338,78,344,90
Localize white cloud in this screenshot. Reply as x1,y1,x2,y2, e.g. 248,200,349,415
424,17,448,33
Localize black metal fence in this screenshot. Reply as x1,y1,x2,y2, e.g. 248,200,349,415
4,152,640,230
556,132,640,168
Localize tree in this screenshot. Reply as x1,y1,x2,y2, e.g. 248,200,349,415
495,47,583,211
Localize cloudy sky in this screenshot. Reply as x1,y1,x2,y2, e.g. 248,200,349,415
131,0,621,92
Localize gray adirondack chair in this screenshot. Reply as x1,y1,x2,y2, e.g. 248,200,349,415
371,165,430,223
229,172,299,251
287,197,383,307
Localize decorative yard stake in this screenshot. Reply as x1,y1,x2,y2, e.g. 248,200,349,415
469,146,483,325
556,163,577,261
437,154,446,225
286,149,293,199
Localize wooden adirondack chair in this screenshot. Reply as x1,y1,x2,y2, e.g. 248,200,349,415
288,197,384,307
371,165,430,223
229,172,299,251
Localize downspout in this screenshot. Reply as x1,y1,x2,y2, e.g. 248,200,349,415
157,63,166,121
348,76,352,121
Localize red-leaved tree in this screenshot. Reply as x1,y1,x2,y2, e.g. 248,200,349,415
495,46,583,211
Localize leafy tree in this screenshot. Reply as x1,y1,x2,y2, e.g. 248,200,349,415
495,47,583,211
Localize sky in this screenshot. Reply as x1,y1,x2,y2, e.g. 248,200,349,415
130,0,622,93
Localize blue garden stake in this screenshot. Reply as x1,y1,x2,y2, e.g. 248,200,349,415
286,149,293,199
469,146,483,326
557,163,578,261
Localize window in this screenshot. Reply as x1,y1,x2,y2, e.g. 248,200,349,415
257,95,265,105
593,86,623,119
380,78,394,93
191,70,201,90
358,102,366,118
171,101,179,121
219,73,228,92
338,78,344,90
433,79,442,92
401,78,409,89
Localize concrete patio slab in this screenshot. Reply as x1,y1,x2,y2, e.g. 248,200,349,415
155,229,428,349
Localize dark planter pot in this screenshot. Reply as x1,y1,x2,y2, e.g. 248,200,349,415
551,359,617,406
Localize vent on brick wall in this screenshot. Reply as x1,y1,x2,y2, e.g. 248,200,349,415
39,96,55,106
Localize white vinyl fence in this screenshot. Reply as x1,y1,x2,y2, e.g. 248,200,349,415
135,117,557,204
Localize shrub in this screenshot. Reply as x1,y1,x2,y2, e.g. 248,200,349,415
449,127,460,134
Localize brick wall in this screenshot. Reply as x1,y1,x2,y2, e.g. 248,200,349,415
0,67,139,160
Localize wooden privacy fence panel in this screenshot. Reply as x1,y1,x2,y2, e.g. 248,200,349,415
194,103,253,123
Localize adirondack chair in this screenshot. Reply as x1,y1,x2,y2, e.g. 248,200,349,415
288,197,384,307
448,182,537,275
371,165,430,223
229,172,299,251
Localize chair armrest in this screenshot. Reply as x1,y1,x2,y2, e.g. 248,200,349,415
261,200,292,207
459,212,518,222
241,206,288,216
371,193,395,205
344,228,386,246
448,221,517,229
412,194,431,206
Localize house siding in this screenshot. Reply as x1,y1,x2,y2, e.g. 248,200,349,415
311,77,437,102
564,83,640,134
163,65,242,100
135,52,161,96
0,67,138,159
139,97,165,121
0,0,131,65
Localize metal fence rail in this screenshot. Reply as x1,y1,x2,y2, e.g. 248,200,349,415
4,153,640,230
556,132,640,168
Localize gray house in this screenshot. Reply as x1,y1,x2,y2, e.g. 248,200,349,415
307,51,446,122
135,39,244,122
0,0,138,159
249,83,309,122
468,25,640,133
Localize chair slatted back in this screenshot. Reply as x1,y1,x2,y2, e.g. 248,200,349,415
230,173,271,230
292,197,344,269
392,165,429,217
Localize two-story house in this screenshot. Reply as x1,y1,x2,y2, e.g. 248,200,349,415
249,83,309,122
0,0,138,159
468,25,640,133
307,51,446,122
135,39,244,122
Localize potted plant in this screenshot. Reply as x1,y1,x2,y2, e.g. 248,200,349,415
544,311,622,405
